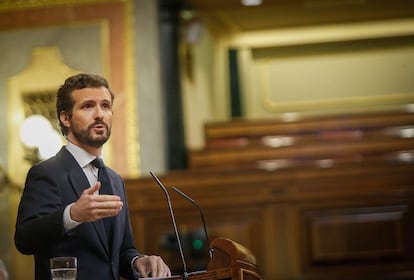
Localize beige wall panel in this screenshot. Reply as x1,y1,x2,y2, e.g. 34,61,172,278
237,19,414,118
251,38,414,117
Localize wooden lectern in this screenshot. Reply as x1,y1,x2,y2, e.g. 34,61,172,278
206,237,261,280
149,238,261,280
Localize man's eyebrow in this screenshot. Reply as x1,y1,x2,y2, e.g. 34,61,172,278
79,99,95,104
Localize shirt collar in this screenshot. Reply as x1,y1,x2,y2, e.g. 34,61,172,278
65,141,98,168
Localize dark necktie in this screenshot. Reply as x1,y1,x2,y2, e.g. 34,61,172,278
91,158,111,195
91,158,113,248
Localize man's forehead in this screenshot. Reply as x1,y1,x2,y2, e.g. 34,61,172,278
72,87,111,100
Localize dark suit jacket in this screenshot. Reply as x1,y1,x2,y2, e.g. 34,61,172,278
15,147,140,280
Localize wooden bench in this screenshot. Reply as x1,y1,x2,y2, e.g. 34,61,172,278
189,110,414,170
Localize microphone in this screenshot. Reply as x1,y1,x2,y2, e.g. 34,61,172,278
172,186,213,261
149,172,189,280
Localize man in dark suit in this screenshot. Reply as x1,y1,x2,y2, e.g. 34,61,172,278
15,73,171,280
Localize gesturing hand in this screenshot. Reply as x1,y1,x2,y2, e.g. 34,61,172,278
70,182,123,223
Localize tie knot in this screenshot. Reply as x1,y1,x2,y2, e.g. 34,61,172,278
91,158,105,169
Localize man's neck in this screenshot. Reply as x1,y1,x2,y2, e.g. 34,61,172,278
66,137,102,157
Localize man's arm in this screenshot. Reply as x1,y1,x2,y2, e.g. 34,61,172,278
15,165,66,254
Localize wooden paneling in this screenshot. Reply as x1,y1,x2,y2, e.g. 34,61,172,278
305,205,409,261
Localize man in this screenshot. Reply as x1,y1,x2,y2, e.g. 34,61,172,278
15,73,171,280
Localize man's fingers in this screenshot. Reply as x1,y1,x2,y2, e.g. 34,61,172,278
134,259,149,278
95,194,122,202
155,257,171,277
96,201,123,210
149,256,158,277
143,255,171,278
134,255,171,278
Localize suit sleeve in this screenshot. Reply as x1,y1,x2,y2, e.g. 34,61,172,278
15,164,67,255
116,176,141,280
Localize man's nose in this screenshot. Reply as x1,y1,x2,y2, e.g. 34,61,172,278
94,106,105,119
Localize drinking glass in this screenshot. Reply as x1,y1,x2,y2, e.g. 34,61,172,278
50,256,77,280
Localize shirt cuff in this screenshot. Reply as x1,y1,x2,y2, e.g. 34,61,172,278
63,203,82,231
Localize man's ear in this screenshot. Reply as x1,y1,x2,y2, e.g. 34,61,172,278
59,111,70,129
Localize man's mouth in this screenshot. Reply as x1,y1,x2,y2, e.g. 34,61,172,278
91,122,107,133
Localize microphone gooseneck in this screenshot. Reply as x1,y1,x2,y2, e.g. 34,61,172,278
172,186,213,260
149,172,189,280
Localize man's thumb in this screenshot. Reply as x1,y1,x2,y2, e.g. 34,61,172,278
85,182,101,194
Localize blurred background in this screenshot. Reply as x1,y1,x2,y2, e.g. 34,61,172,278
1,0,414,279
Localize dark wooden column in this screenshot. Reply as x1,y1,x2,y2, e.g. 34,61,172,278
159,0,187,170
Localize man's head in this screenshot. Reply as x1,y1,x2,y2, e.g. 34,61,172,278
56,73,114,153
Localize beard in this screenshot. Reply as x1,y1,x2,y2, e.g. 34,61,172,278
71,120,111,148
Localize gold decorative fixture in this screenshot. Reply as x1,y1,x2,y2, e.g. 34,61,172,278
20,114,62,164
8,46,79,185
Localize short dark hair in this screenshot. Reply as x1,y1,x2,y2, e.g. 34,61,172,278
56,73,114,136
